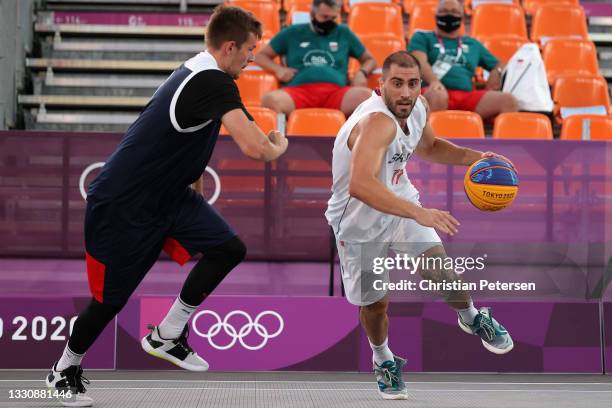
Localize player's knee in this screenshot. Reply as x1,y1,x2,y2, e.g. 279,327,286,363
361,299,388,317
209,235,246,266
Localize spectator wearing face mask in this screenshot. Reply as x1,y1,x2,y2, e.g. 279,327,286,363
254,0,376,117
408,0,518,120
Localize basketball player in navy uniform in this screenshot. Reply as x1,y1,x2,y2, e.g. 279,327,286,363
45,7,287,406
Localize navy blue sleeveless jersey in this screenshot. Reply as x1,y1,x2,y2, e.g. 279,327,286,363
87,51,252,214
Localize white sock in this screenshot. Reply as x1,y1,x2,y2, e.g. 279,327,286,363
369,337,394,365
157,297,198,339
56,343,84,371
458,301,479,325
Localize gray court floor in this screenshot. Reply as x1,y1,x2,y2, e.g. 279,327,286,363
1,371,612,408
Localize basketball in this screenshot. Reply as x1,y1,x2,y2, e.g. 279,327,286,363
464,157,519,211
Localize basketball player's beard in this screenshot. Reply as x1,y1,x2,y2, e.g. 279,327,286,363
382,92,414,119
388,99,414,119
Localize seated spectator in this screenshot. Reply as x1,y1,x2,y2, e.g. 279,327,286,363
254,0,375,117
408,0,518,120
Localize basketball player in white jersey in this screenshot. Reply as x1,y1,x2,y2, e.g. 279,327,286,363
326,51,513,400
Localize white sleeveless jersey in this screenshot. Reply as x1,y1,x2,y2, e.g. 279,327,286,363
325,91,427,243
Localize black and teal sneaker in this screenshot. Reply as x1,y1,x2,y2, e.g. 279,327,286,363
373,355,408,400
458,307,514,354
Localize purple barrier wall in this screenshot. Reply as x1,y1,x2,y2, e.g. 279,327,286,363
583,2,612,17
1,131,611,262
0,298,115,369
52,11,211,26
0,295,600,372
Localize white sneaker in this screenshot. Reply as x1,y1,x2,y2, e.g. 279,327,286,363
141,324,209,371
45,362,94,407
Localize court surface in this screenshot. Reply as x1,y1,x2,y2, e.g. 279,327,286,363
2,371,612,408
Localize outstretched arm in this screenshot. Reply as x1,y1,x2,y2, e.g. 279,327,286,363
348,112,459,235
415,97,483,165
415,123,483,166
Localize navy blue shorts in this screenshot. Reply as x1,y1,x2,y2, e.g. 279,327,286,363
84,188,236,306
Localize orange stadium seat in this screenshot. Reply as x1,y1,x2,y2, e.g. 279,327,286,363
282,0,312,12
478,36,528,64
226,0,281,37
471,3,527,40
220,106,279,135
349,34,406,88
348,3,404,39
463,0,520,15
402,0,436,14
542,39,599,85
560,115,612,140
492,112,553,139
286,108,346,136
522,0,580,15
530,4,588,45
407,3,465,40
235,71,279,107
553,75,611,122
429,111,485,138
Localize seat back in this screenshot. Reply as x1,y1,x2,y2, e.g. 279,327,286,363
523,0,580,15
286,108,346,136
349,3,404,38
530,4,588,45
471,3,527,40
236,71,279,107
478,36,528,64
492,112,553,139
553,75,611,121
560,114,612,140
429,110,485,138
227,0,281,37
542,38,599,85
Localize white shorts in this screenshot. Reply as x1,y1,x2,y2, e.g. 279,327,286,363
336,216,442,306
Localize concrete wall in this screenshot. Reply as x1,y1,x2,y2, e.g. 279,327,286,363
0,0,37,129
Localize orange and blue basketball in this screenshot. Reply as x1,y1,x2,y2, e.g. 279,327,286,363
464,157,519,211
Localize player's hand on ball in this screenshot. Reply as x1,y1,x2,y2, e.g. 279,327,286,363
481,151,515,169
268,130,288,153
415,208,460,236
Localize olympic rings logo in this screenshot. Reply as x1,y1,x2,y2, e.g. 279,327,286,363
79,163,221,205
191,310,284,351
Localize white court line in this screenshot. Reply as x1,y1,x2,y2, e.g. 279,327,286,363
1,380,612,386
79,387,612,393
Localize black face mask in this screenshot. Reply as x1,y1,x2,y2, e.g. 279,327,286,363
436,14,462,33
311,17,337,36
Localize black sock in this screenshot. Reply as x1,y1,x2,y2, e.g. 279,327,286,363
179,235,246,306
68,298,123,355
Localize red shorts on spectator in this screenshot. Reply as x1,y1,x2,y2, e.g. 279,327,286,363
423,87,488,112
283,82,352,110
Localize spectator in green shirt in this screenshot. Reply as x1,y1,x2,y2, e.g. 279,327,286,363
254,0,376,117
408,0,518,120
